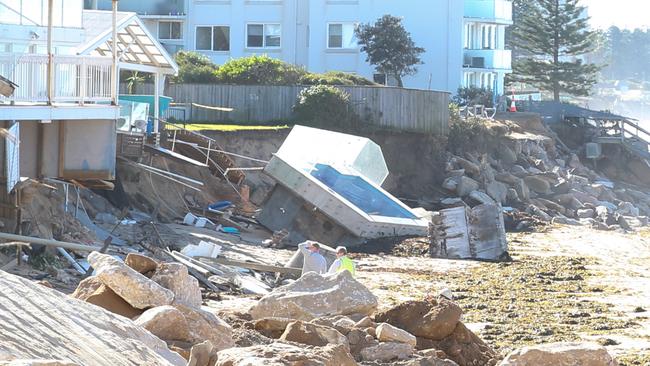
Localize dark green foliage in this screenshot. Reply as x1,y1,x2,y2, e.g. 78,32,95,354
173,51,219,83
510,0,601,101
299,71,376,86
355,15,425,87
214,55,306,85
293,85,355,127
599,27,650,82
452,87,495,108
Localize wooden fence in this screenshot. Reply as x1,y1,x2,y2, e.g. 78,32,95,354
124,83,450,135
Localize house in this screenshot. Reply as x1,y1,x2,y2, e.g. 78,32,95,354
87,0,512,96
0,0,177,199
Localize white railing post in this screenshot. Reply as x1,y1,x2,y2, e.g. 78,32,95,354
206,140,211,165
79,56,87,105
171,130,177,152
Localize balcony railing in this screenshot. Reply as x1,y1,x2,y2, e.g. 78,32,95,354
0,53,113,104
465,0,513,23
464,49,512,70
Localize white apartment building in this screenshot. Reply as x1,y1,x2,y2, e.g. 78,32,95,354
90,0,511,95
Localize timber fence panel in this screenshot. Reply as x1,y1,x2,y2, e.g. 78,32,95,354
120,83,449,135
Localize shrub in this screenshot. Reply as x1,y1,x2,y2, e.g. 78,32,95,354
452,86,495,108
293,85,355,127
173,51,218,83
299,71,377,86
214,55,306,85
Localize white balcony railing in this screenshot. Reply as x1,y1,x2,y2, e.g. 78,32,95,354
465,0,513,23
464,49,512,71
0,53,113,104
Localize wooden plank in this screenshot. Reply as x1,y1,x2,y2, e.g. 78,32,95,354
197,256,302,276
61,169,113,180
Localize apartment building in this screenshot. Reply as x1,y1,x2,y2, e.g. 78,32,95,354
90,0,511,95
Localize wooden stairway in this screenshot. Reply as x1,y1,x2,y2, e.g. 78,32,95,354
593,119,650,161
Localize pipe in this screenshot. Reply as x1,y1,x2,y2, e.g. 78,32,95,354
46,0,53,105
0,232,99,252
56,247,86,274
111,0,118,105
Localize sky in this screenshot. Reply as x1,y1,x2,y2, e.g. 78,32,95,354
583,0,650,30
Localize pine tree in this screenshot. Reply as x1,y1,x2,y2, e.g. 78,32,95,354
510,0,601,101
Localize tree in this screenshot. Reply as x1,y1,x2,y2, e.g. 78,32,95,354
172,51,218,83
510,0,601,101
355,15,425,87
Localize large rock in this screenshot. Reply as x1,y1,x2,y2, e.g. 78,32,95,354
375,299,462,341
486,181,508,205
0,360,79,366
135,306,190,342
124,253,158,275
433,322,498,366
280,320,348,348
216,343,356,366
360,342,414,362
187,341,218,366
85,284,143,319
87,252,174,309
469,191,496,206
499,342,618,366
70,276,103,301
453,157,480,177
524,176,551,194
456,177,480,197
376,323,417,347
151,263,202,308
0,270,185,366
174,304,235,351
254,317,294,339
498,144,518,165
250,271,377,321
346,328,378,359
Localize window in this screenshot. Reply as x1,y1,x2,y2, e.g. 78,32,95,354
159,21,182,40
247,24,281,48
328,23,356,48
196,26,230,51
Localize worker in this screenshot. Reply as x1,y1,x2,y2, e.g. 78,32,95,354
298,241,327,275
328,246,356,276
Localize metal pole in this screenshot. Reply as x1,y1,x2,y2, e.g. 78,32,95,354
0,232,100,252
154,72,160,146
47,0,54,105
111,0,118,105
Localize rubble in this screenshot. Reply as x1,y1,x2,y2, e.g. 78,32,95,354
279,320,349,348
215,343,357,366
375,298,462,341
499,342,618,366
360,342,415,362
250,270,378,321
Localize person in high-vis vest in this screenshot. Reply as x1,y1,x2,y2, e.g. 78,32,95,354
328,246,356,276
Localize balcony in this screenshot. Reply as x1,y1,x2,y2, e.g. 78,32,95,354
0,53,113,104
463,49,512,71
465,0,513,24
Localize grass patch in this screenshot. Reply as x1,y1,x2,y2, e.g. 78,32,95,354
167,124,290,132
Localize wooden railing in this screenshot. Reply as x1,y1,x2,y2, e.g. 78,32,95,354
0,53,113,104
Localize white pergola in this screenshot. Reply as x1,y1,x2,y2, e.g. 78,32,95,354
77,10,179,136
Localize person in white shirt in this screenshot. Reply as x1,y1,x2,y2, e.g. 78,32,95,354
298,241,327,275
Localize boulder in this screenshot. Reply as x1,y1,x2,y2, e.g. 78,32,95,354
151,263,202,308
254,317,294,339
85,284,143,319
360,342,414,362
124,253,158,275
618,202,640,217
511,165,527,177
87,252,174,309
187,341,218,366
135,306,190,342
280,320,349,348
499,342,618,366
495,172,520,186
0,270,186,366
551,216,582,226
355,316,376,329
0,360,80,366
442,177,459,192
498,144,518,165
576,209,594,219
376,323,417,347
375,299,462,341
174,304,235,351
506,188,520,202
70,276,103,301
527,205,552,222
456,177,480,197
250,271,377,321
524,176,551,194
346,328,378,359
215,343,356,366
469,191,496,206
434,322,498,366
486,181,508,205
513,179,530,201
453,157,480,177
310,315,356,335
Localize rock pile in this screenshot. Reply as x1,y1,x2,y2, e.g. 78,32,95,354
71,252,234,364
441,126,650,232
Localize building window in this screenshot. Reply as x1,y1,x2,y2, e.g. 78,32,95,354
159,21,182,40
196,26,230,51
247,24,281,48
327,23,356,48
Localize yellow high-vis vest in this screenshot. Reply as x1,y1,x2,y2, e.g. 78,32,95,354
339,256,356,276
